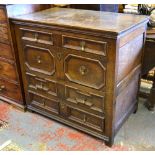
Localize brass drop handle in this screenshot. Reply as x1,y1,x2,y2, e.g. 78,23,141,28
36,82,43,89
42,98,45,106
36,56,42,64
80,41,86,51
0,85,6,91
34,33,38,41
79,65,88,75
36,83,49,92
42,86,49,91
75,97,87,104
83,115,87,123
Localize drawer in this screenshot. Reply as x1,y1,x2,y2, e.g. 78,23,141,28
0,60,17,81
67,106,104,132
0,78,22,102
0,8,7,22
28,91,60,114
0,22,9,44
62,35,107,56
26,72,58,98
20,28,53,45
0,43,14,60
24,45,56,77
65,85,104,115
64,54,106,90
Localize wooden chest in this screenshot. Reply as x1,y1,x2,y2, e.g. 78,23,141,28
10,8,148,146
0,4,51,110
0,5,24,109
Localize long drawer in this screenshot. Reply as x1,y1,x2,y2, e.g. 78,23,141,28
0,78,22,102
0,59,18,82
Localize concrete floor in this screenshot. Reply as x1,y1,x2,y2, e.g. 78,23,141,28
0,98,155,151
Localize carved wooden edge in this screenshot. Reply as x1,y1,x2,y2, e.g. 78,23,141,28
10,20,119,39
11,17,148,40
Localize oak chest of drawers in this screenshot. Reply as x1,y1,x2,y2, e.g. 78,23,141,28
0,4,51,110
10,8,148,146
0,5,24,109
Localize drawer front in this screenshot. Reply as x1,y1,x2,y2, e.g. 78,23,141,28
26,72,58,98
28,91,60,114
21,28,53,46
64,54,106,90
0,60,17,81
0,78,22,102
0,43,14,60
65,85,104,115
24,45,56,77
62,35,107,56
67,106,104,132
0,8,7,22
0,22,9,44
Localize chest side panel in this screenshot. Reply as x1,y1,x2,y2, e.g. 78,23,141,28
115,24,147,133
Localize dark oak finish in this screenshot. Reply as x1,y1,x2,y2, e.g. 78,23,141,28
0,4,51,110
10,8,148,146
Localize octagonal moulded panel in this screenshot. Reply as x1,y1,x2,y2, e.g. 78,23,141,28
24,45,55,76
64,54,106,89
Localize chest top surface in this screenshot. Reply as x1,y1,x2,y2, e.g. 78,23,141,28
11,7,148,35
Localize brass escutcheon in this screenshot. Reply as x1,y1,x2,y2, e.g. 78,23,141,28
79,65,88,75
34,33,38,41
